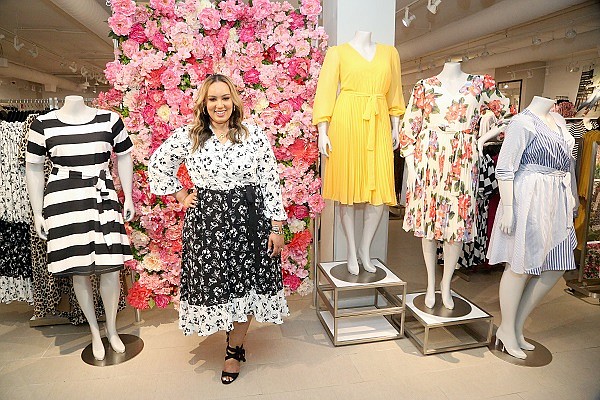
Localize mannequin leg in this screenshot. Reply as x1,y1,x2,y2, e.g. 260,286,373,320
496,265,528,359
223,316,253,383
421,238,437,308
357,204,385,273
339,204,359,275
99,271,125,353
514,270,564,350
440,241,461,310
72,275,105,360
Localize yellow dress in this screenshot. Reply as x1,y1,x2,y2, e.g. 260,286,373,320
312,43,405,205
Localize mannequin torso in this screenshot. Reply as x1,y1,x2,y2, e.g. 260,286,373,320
524,96,558,133
436,62,470,95
55,95,97,125
347,30,377,62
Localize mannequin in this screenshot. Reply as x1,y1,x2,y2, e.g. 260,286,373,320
316,30,402,275
486,96,577,359
26,95,135,361
401,62,509,309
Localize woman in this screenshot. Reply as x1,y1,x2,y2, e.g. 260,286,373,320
148,74,288,384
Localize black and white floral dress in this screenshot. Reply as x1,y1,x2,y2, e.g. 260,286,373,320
148,124,289,336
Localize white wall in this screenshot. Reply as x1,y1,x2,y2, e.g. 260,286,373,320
543,51,600,102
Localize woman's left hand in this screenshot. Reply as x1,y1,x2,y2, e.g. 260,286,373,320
268,233,284,257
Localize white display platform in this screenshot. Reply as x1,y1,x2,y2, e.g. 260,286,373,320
316,259,406,346
401,291,494,355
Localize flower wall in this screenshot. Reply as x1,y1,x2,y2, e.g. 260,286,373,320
98,0,326,309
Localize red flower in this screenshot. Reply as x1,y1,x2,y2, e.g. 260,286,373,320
293,205,309,219
127,281,152,310
288,230,312,251
154,294,170,308
288,139,319,165
283,274,301,291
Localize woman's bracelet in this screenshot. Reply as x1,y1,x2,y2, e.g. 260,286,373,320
271,225,284,235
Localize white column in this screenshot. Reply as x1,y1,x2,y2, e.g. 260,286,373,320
319,0,397,264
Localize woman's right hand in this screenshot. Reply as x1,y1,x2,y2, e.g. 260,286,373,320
182,190,197,207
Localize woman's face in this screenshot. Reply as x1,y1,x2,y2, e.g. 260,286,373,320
206,81,233,126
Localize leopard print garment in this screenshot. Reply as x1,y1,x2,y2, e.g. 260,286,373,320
21,114,127,325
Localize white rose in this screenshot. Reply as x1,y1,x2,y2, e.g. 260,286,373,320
157,104,171,123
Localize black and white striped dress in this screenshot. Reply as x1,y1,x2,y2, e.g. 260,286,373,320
26,110,133,276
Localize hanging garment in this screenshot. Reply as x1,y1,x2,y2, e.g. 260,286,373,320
0,120,33,303
400,74,511,242
21,113,128,324
26,110,133,275
574,130,600,249
568,120,587,160
487,110,577,275
312,43,406,205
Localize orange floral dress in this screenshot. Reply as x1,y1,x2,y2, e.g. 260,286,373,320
399,74,511,242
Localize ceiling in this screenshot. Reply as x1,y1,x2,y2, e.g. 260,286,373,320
0,0,598,95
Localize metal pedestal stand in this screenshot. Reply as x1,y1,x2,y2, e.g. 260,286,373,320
403,290,493,355
81,334,144,366
488,336,552,367
316,259,406,346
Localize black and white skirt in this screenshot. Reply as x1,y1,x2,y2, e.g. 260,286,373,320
179,185,288,336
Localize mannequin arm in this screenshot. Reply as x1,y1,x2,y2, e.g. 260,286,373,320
391,115,400,150
404,153,417,193
117,153,135,222
479,111,497,137
477,124,503,155
317,121,332,157
26,162,48,239
497,179,514,235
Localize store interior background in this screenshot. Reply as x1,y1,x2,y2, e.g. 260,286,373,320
1,1,600,399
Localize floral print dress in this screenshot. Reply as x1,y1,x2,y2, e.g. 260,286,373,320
400,74,511,242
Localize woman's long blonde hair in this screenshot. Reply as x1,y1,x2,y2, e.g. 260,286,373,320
189,74,249,152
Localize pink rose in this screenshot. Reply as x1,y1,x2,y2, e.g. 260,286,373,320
283,274,302,291
160,68,181,90
289,12,305,30
245,42,263,57
129,23,147,44
154,294,170,308
108,13,134,36
150,0,175,17
142,105,156,124
151,33,169,52
219,0,242,21
300,0,322,17
243,68,261,85
239,26,256,43
251,0,273,20
111,0,136,16
293,205,309,219
121,39,140,58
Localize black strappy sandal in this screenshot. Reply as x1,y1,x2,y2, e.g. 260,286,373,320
221,344,246,385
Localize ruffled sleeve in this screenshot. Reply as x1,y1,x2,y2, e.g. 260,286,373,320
148,127,191,195
312,46,340,125
253,127,287,221
399,81,425,158
386,46,406,117
480,75,512,133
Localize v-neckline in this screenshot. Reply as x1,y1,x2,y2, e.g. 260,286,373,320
434,74,473,97
524,109,561,136
345,42,379,63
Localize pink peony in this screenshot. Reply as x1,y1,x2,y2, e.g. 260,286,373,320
239,25,256,43
289,12,305,30
150,0,175,17
300,0,322,17
198,8,222,31
111,0,136,16
160,68,181,90
219,0,242,21
151,33,170,52
283,274,301,291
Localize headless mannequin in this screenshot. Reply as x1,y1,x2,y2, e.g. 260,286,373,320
318,31,400,275
405,62,499,310
489,96,566,359
26,95,135,361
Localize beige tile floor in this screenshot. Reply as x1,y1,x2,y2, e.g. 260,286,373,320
1,220,599,400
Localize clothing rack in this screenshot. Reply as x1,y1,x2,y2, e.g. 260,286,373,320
0,98,96,110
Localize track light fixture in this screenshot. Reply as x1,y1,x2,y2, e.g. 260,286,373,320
481,46,490,57
427,0,441,14
68,62,77,73
526,70,533,79
13,35,24,51
461,53,469,63
402,7,416,27
28,45,38,58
